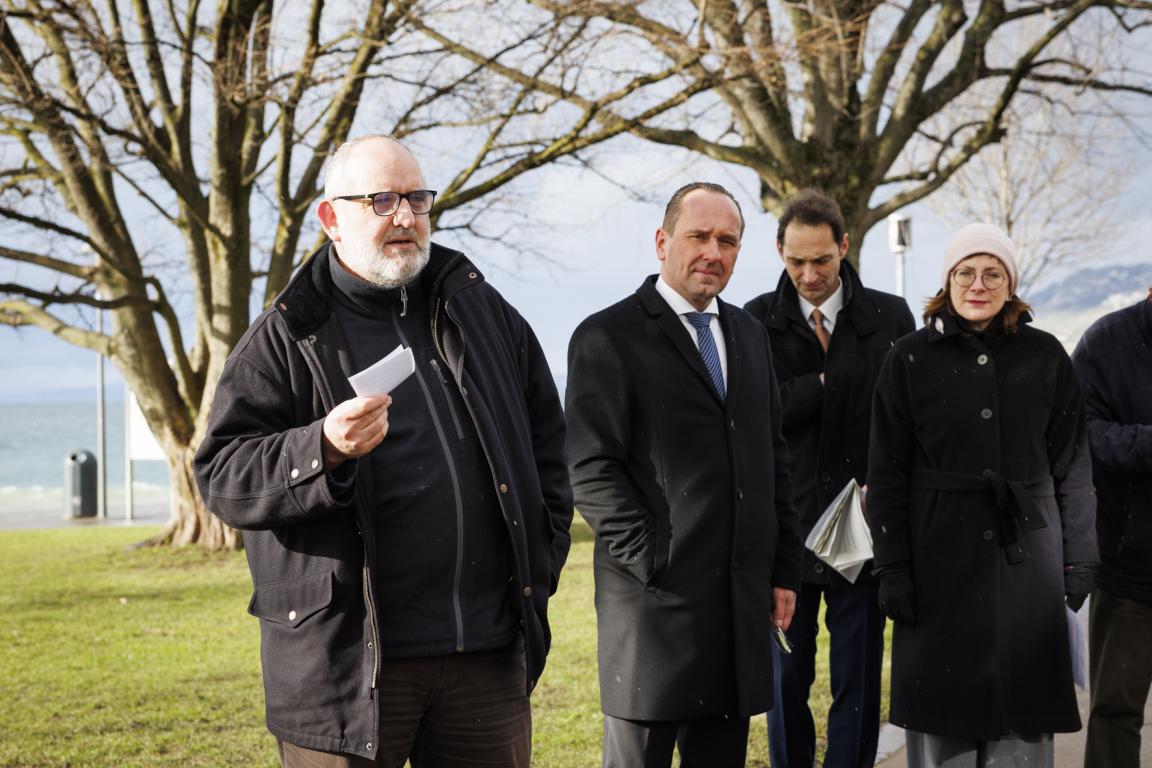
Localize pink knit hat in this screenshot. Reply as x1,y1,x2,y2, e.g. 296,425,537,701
942,223,1019,295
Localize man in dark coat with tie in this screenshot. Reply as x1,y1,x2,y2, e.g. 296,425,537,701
744,190,914,768
565,182,805,767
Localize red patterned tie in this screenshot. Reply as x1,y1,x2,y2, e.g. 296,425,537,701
812,308,830,353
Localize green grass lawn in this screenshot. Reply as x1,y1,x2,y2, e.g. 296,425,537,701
0,522,888,767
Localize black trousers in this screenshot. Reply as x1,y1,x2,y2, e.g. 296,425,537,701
279,642,530,768
601,712,749,768
768,579,885,768
1085,587,1152,768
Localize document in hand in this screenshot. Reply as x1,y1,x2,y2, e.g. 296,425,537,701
804,478,872,583
348,345,416,397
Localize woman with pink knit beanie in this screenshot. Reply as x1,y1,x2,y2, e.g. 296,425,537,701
865,222,1098,767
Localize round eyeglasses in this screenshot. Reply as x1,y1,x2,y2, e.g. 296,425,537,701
331,190,437,217
951,267,1006,290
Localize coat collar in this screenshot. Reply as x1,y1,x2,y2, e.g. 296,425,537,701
636,275,736,406
274,241,476,340
761,260,880,336
925,306,1033,343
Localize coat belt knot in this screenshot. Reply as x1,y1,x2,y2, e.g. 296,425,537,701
910,469,1053,565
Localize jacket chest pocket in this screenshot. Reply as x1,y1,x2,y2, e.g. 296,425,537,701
249,570,333,628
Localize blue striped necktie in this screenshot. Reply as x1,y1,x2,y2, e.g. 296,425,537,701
685,312,725,400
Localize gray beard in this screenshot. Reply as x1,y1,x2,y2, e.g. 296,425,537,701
346,239,431,288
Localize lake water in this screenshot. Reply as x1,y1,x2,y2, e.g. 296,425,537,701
0,401,171,523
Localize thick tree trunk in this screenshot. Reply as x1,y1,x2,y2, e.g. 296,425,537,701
143,446,239,550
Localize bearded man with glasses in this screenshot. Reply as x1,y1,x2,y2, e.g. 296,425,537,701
196,135,573,768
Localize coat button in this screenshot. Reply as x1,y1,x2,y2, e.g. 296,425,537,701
288,610,297,621
311,459,319,470
814,563,825,573
367,742,373,751
522,586,532,597
977,354,989,365
290,468,300,479
980,408,992,419
499,483,509,494
982,530,994,541
736,489,744,500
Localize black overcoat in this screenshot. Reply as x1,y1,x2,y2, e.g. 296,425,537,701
1071,297,1152,603
866,310,1097,739
745,262,914,583
565,276,805,721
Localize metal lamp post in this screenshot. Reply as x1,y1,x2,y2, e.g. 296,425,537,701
888,214,912,300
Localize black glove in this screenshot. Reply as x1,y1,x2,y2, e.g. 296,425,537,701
876,563,915,625
1064,564,1096,612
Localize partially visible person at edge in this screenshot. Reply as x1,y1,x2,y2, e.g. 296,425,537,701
194,135,573,768
1071,286,1152,768
744,190,914,768
865,222,1098,768
565,182,804,767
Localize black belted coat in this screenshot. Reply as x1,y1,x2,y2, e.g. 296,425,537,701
866,310,1097,739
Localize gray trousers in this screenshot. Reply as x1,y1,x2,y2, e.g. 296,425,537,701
904,731,1053,768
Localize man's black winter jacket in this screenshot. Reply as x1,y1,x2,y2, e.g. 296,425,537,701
1072,296,1152,603
194,242,573,759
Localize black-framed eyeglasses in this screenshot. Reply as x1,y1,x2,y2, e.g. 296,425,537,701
331,190,437,217
952,267,1006,290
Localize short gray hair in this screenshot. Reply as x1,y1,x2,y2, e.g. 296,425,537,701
324,135,415,200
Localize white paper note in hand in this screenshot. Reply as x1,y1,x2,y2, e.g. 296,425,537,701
347,345,415,397
805,478,873,583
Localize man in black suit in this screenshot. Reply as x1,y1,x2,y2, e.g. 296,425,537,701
566,182,805,767
744,190,914,768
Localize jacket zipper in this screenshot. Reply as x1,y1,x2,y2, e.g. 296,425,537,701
435,300,532,622
430,358,465,440
362,557,380,689
393,305,468,653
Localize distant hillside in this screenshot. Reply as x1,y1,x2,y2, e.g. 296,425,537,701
1028,264,1149,351
1030,263,1151,312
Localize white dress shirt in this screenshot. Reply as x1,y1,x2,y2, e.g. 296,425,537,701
798,281,845,334
655,276,729,385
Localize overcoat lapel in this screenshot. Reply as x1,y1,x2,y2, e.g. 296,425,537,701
636,278,725,406
718,301,740,409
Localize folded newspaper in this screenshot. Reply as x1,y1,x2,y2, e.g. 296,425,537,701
804,478,872,583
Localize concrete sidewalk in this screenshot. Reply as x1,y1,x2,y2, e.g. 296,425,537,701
875,603,1152,767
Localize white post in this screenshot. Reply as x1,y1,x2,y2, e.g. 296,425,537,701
125,383,134,521
887,214,912,300
96,293,107,520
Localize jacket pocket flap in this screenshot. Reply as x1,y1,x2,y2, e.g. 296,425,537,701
248,570,332,627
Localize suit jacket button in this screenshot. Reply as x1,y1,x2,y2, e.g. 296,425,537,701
522,586,532,597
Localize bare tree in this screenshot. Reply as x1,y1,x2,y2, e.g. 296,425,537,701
0,0,694,548
928,96,1138,294
427,0,1152,264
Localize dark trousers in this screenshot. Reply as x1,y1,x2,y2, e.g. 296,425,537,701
1085,587,1152,768
279,643,530,768
768,580,885,768
602,712,749,768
